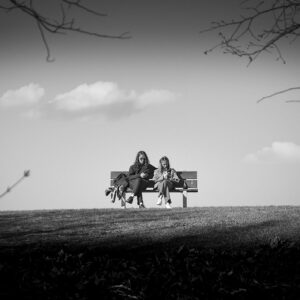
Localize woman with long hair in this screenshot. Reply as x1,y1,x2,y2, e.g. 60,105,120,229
125,150,155,208
152,156,179,209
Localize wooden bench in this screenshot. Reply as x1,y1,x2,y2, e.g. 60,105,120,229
110,171,198,208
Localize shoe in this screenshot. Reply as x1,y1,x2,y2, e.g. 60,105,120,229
126,196,134,204
105,188,112,197
165,202,172,209
156,195,163,206
139,202,146,209
118,185,124,196
137,195,143,204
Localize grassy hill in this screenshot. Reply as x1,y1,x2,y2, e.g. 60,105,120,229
1,206,300,299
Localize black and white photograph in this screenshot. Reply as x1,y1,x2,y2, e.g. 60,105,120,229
1,0,300,298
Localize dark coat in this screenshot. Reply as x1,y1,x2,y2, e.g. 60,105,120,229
128,163,156,181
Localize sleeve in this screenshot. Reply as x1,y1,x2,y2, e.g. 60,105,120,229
128,165,140,180
142,164,153,179
147,164,155,179
170,169,180,183
152,169,164,183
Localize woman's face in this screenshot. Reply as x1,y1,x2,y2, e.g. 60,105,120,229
161,160,168,169
139,154,146,165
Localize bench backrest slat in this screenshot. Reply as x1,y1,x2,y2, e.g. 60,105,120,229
110,171,197,189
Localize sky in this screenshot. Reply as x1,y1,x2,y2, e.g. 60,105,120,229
0,0,300,210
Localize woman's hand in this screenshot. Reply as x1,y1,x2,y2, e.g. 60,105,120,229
140,172,146,178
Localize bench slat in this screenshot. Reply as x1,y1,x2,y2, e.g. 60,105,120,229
117,187,198,193
110,171,197,179
110,171,129,178
177,171,197,179
110,179,197,188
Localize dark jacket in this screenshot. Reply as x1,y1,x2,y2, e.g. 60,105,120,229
128,163,156,181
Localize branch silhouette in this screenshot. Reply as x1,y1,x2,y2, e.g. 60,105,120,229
1,0,131,61
0,170,31,199
257,87,300,103
201,0,300,104
201,0,300,65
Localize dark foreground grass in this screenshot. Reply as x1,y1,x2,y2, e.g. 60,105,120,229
1,206,300,299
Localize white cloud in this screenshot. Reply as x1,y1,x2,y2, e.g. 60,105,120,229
244,142,300,164
137,89,176,109
0,83,45,107
52,81,177,116
0,81,177,120
53,82,131,111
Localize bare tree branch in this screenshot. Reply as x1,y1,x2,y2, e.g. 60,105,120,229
0,170,30,199
257,87,300,103
62,0,107,17
201,0,300,64
202,0,300,104
1,0,131,61
36,20,55,62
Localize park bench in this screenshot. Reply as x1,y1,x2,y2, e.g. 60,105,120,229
110,171,198,208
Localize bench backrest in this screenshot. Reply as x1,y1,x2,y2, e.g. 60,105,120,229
110,171,198,191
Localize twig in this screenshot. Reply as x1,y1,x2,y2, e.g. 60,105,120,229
2,0,131,61
257,87,300,103
62,0,108,17
286,100,300,103
201,0,300,64
0,170,31,199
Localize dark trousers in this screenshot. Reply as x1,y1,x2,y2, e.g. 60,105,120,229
129,178,149,203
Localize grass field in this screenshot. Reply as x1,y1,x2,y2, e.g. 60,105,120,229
1,206,300,299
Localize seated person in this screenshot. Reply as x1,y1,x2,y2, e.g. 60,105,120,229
152,156,179,209
123,151,156,208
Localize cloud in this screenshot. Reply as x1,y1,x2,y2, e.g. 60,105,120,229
0,83,45,107
53,82,130,112
244,142,300,164
52,81,177,117
137,89,175,109
0,81,178,120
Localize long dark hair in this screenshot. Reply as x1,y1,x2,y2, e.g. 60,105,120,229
134,151,150,167
159,156,170,172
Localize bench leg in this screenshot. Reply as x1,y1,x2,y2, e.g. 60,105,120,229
182,191,187,208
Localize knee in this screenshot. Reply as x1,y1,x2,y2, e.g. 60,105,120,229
167,181,173,187
134,178,143,187
134,178,142,184
162,179,170,186
164,180,173,189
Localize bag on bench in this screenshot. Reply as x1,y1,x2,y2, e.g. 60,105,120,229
113,173,129,188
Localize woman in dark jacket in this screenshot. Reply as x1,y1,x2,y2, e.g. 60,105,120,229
125,150,155,208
